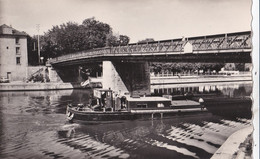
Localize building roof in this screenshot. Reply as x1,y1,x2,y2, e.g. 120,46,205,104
0,24,28,36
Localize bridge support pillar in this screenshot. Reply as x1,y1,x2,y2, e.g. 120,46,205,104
48,66,63,82
103,61,151,96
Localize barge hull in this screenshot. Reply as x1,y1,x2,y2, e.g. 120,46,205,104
67,107,209,124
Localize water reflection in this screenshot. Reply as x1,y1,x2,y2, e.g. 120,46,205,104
0,82,252,159
151,81,252,97
56,116,251,159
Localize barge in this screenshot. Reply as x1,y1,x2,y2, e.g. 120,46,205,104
169,93,252,118
66,89,208,123
202,96,252,118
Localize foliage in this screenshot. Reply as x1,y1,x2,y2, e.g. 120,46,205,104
234,63,246,71
106,33,130,47
150,62,225,74
118,35,130,46
38,17,130,59
224,63,236,71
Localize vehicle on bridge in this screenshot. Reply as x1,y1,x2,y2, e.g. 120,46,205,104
66,89,208,123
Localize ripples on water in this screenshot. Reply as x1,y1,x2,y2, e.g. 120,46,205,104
0,83,252,159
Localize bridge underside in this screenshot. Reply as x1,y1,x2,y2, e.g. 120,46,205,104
52,61,151,96
48,31,252,95
103,61,150,96
51,52,251,67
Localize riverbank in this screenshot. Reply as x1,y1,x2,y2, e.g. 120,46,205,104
211,126,253,159
151,74,252,85
0,75,252,91
0,82,80,91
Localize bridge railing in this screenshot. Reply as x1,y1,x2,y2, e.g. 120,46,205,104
53,47,111,63
109,39,185,54
50,31,251,64
188,31,251,51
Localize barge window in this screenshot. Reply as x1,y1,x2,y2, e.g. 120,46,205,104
157,103,164,108
137,104,147,108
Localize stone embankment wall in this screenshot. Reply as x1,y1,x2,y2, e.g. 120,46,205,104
211,126,253,159
0,82,80,91
151,75,252,85
0,72,252,91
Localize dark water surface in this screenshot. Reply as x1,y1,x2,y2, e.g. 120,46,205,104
0,82,252,159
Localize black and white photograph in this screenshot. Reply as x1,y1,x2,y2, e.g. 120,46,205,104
0,0,259,158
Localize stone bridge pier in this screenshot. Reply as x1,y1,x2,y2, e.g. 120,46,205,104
102,61,151,97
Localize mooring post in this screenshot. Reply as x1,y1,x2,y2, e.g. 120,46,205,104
151,113,154,119
199,98,204,111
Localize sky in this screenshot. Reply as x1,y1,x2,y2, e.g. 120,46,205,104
0,0,252,43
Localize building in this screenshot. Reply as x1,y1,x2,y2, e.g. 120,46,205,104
0,24,28,81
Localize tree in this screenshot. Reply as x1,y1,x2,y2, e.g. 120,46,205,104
39,17,130,58
106,32,119,46
40,22,82,58
82,17,111,49
224,63,236,71
235,63,245,71
106,33,130,47
118,35,130,46
150,62,225,75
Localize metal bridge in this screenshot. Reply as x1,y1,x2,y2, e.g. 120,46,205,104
50,31,252,66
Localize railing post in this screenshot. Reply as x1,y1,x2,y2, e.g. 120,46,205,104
224,34,228,49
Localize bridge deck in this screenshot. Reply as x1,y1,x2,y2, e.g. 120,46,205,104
50,31,252,65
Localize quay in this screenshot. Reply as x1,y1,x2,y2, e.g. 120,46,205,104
0,82,79,91
151,74,251,85
0,74,251,91
211,126,253,159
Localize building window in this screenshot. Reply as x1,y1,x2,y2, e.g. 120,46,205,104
16,57,21,65
15,38,20,44
16,47,20,54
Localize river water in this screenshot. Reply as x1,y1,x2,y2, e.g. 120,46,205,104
0,81,252,159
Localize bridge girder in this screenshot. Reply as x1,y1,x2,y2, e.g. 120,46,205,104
51,51,251,67
50,31,252,67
